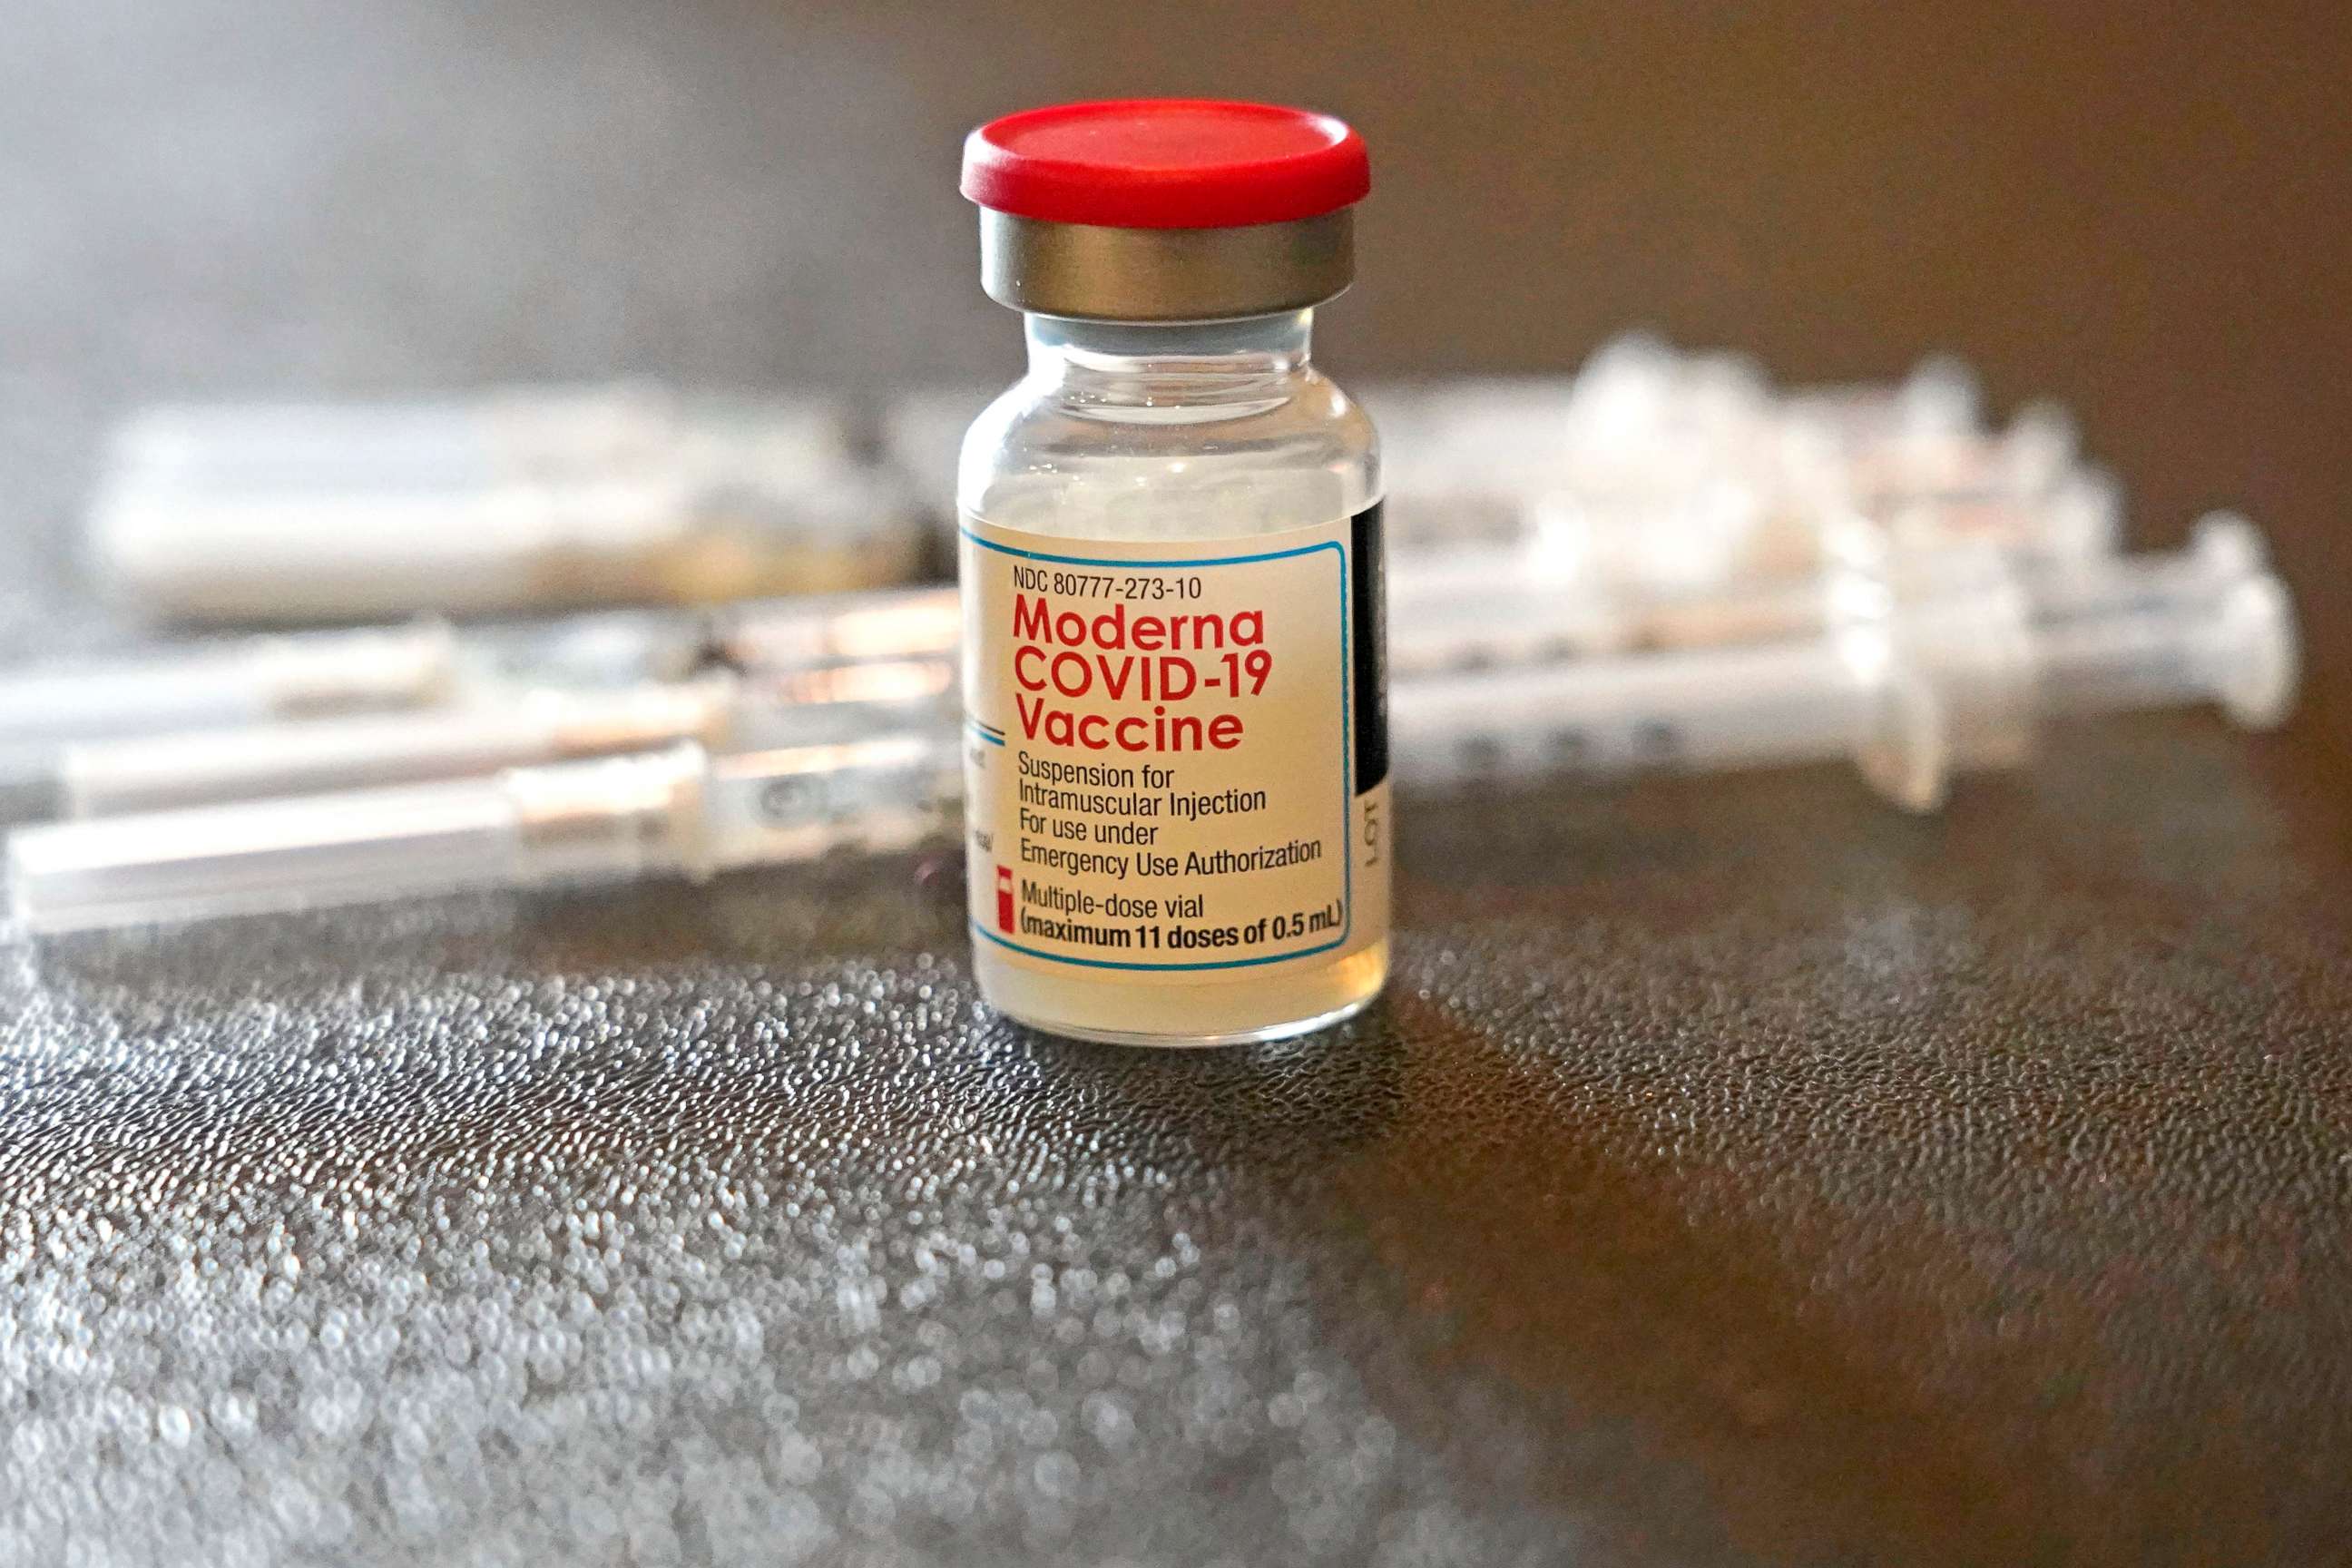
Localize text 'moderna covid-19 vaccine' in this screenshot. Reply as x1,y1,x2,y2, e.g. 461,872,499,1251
956,100,1389,1046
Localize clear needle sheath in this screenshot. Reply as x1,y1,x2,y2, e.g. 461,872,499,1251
6,736,961,935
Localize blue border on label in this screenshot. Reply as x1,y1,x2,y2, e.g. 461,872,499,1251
960,525,1353,974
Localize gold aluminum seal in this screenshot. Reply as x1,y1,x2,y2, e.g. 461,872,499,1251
978,209,1353,321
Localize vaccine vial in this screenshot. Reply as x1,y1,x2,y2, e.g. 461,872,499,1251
955,100,1389,1046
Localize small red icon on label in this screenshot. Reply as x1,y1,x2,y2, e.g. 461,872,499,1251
995,866,1015,933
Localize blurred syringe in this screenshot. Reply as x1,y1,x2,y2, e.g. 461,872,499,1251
7,735,962,936
1394,514,2297,811
25,660,957,820
0,586,962,812
90,384,929,622
0,621,459,792
4,521,2297,934
1369,333,2092,576
1381,475,2119,666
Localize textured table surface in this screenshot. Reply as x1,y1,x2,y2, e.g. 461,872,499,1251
4,728,2348,1567
5,3,2350,1564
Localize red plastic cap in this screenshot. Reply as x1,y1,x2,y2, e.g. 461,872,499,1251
962,100,1369,230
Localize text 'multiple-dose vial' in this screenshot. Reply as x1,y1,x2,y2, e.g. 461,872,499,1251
956,100,1390,1046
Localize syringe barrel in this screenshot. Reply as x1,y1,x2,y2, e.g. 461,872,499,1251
713,587,964,671
2032,575,2298,730
457,606,715,688
104,386,858,495
87,388,906,623
90,479,699,622
103,385,679,490
701,735,963,871
2034,609,2201,718
2018,514,2298,730
1391,640,1866,785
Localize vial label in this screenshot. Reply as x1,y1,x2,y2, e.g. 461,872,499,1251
960,507,1389,982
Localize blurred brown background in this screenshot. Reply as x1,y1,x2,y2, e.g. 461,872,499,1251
5,0,2347,756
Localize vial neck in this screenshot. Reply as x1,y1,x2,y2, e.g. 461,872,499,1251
1024,311,1315,401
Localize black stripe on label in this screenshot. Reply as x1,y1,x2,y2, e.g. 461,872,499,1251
1350,500,1389,791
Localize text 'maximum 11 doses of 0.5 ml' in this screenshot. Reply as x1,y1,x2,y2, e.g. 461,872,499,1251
955,100,1390,1046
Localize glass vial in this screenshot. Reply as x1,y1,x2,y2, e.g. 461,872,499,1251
956,100,1389,1046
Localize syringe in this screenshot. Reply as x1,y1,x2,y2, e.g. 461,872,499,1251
444,583,965,690
90,385,928,622
25,660,956,820
103,383,844,489
1382,415,2101,595
0,620,459,744
1392,515,2298,811
0,587,964,786
1370,338,2108,653
1380,477,2122,672
0,621,460,816
5,734,962,936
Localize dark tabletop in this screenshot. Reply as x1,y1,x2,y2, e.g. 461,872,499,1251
4,3,2349,1564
